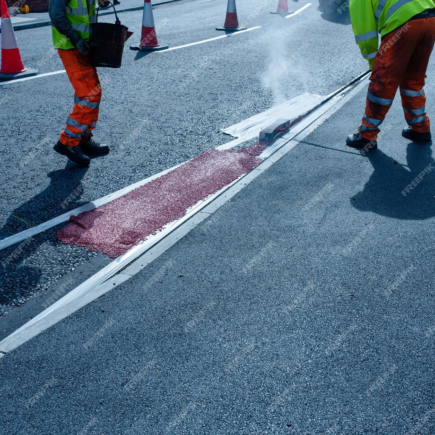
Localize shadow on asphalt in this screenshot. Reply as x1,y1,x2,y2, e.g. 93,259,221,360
300,140,363,157
352,144,435,220
318,2,351,25
0,164,89,306
134,51,157,61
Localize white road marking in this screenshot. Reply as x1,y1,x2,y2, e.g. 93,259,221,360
0,93,320,252
3,17,36,25
0,162,185,252
286,3,312,18
162,26,262,52
0,70,66,87
0,27,262,86
0,74,370,355
220,94,323,141
0,6,311,87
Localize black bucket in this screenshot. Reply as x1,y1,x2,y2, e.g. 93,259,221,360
90,2,133,68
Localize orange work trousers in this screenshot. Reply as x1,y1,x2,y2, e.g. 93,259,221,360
359,16,435,141
58,49,102,147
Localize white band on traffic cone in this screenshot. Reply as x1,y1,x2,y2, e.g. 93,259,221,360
227,0,237,13
142,1,155,27
1,19,19,49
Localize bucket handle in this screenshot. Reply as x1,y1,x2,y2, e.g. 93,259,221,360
96,0,121,25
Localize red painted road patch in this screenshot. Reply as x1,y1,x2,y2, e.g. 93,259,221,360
57,146,265,258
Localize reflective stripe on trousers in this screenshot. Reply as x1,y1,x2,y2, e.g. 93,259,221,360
401,87,428,127
57,49,102,147
358,17,435,140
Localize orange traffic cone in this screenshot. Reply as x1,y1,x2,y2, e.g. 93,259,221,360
0,0,37,81
216,0,247,32
130,0,168,51
271,0,293,15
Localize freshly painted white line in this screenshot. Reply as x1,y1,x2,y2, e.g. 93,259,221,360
0,162,185,252
0,183,242,353
286,3,312,18
0,71,367,252
163,26,262,52
216,136,250,151
0,75,370,356
0,96,318,251
0,70,66,87
220,94,323,141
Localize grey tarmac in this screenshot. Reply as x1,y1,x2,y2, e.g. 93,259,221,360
1,0,435,433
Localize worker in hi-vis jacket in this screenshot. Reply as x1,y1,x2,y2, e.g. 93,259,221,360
49,0,110,167
347,0,435,150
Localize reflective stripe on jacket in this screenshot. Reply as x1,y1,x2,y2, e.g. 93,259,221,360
349,0,435,69
51,0,96,50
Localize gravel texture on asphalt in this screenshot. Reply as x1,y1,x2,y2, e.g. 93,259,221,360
57,146,264,257
1,80,435,433
0,0,365,318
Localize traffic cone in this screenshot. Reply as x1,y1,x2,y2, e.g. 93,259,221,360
130,0,168,51
216,0,247,32
271,0,293,15
0,0,37,81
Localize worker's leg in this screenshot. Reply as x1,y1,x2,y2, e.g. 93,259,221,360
358,22,422,141
81,78,102,143
57,49,102,147
400,17,435,134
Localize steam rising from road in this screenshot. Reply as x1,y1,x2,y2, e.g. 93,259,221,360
261,19,308,106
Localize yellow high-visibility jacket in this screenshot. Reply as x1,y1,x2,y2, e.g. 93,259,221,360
349,0,435,69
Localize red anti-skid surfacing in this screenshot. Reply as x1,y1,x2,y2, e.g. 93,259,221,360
57,145,265,258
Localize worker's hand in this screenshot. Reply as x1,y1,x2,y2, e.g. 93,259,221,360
76,40,92,56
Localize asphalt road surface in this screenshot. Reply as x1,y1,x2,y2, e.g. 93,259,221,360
0,0,363,316
1,0,435,433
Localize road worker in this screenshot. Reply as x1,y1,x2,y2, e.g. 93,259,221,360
347,0,435,150
49,0,110,167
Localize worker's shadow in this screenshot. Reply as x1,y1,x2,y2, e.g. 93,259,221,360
351,143,435,220
318,2,351,25
0,164,89,306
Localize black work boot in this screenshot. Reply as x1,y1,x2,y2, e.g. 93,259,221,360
80,138,110,157
402,126,432,142
54,142,91,167
346,134,378,151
